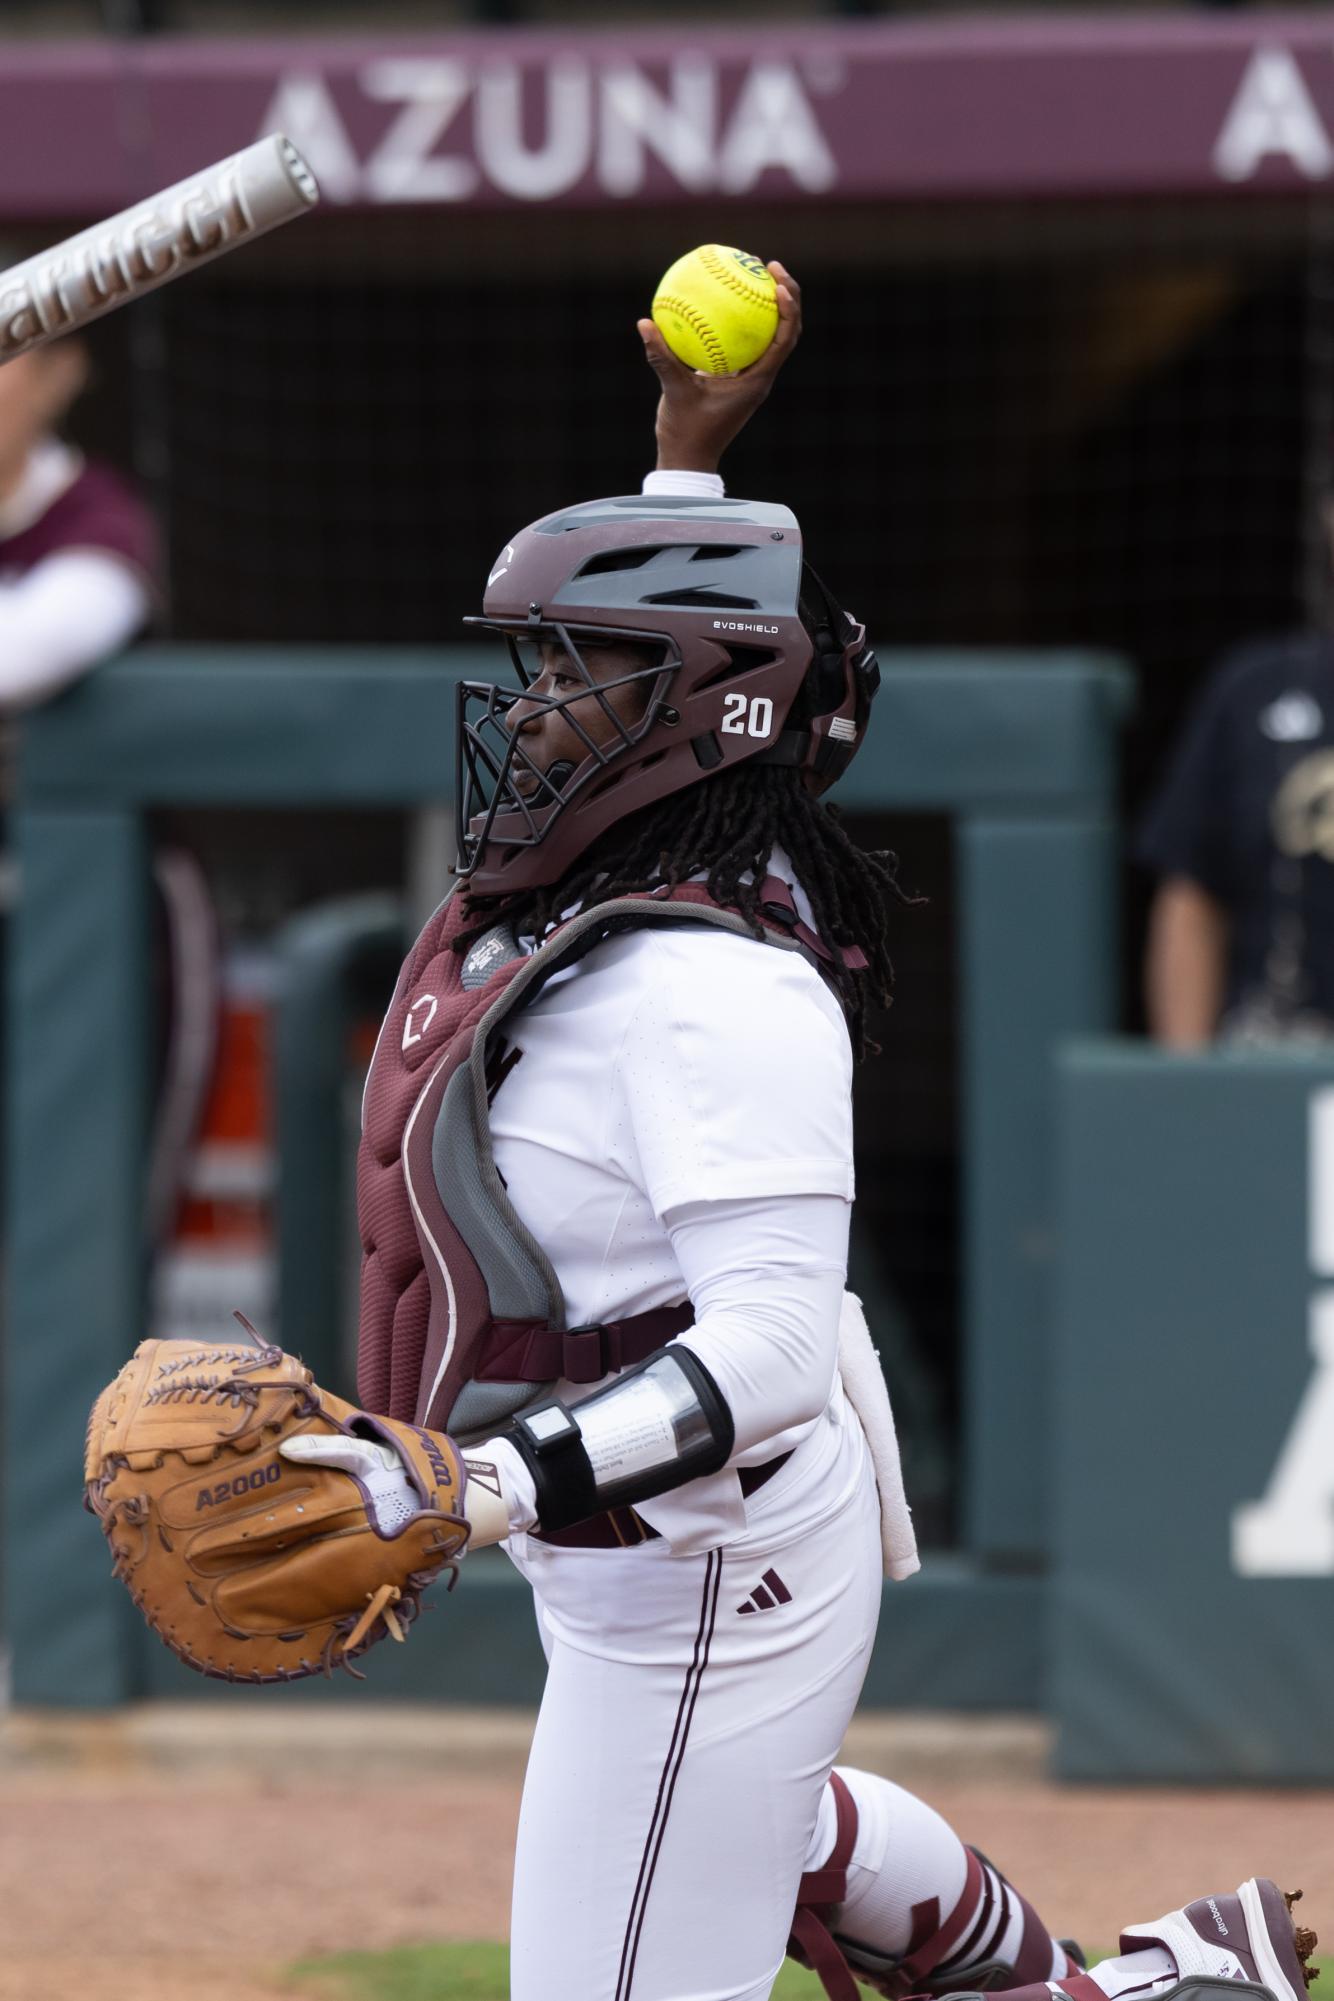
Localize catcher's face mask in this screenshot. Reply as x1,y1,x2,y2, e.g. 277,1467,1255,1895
455,624,678,881
454,494,876,897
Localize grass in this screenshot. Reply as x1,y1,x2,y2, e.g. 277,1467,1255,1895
286,1941,834,1998
287,1943,506,2000
287,1943,1333,2001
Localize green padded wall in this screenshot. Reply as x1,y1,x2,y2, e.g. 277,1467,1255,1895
1053,1044,1334,1780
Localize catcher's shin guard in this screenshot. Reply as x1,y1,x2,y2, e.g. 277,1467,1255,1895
788,1794,1072,2001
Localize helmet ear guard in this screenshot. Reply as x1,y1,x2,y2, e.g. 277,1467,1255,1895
802,620,880,796
753,569,881,795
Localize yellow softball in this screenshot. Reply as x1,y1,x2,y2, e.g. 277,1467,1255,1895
651,244,779,376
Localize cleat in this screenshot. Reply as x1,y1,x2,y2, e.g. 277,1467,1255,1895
1283,1891,1319,1983
1121,1879,1319,2001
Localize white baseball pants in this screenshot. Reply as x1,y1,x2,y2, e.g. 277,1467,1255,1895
505,1401,882,2001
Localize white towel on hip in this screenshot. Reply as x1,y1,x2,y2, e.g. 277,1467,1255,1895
837,1289,920,1580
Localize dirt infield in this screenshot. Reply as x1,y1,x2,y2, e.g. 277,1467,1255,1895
2,1707,1330,2001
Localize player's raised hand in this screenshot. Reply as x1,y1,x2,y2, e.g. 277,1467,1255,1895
637,259,802,476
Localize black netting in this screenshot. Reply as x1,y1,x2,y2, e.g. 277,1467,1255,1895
154,201,1326,740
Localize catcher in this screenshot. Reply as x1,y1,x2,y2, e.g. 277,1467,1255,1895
85,269,1319,2001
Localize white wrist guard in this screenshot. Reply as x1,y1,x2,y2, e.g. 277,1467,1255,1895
505,1347,734,1534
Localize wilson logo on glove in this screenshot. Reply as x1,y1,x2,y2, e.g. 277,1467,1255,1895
410,1425,459,1495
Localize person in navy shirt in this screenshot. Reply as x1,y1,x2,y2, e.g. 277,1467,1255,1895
1140,634,1334,1044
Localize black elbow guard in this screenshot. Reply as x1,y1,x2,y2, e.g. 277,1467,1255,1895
504,1345,735,1535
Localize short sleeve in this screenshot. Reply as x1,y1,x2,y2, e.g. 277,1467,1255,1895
1137,654,1243,900
615,929,855,1218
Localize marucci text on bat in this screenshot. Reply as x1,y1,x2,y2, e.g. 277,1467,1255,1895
0,136,319,365
0,168,257,357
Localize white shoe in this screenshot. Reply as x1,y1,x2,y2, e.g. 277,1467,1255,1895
1121,1881,1317,2001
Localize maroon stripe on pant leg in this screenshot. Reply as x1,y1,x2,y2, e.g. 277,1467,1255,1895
615,1551,715,2000
615,1549,721,2001
622,1550,722,2001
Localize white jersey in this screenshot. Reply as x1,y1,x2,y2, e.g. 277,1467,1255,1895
487,855,857,1551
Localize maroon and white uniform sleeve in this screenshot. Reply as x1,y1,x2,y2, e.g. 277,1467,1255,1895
0,451,159,710
0,554,150,710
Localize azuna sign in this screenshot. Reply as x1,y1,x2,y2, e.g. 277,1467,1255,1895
256,55,840,205
8,30,1334,217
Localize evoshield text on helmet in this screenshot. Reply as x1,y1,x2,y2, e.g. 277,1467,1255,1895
455,493,878,895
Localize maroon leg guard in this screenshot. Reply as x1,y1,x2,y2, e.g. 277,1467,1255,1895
788,1812,1075,2001
788,1771,863,2001
929,1849,1074,1993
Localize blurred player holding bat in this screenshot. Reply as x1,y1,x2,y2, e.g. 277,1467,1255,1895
0,135,316,718
0,135,319,1232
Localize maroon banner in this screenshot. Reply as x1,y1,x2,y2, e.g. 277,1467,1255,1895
5,19,1334,219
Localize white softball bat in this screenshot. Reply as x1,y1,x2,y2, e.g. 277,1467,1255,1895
0,133,320,366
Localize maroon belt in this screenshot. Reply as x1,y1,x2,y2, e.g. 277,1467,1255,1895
534,1452,793,1551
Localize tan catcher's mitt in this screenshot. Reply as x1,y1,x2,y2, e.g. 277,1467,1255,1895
84,1334,470,1682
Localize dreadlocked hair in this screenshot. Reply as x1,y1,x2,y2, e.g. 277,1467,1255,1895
456,764,916,1062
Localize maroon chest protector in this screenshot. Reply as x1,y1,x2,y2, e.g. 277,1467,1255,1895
356,877,856,1441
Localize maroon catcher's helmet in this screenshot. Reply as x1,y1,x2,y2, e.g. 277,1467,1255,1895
455,493,879,895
